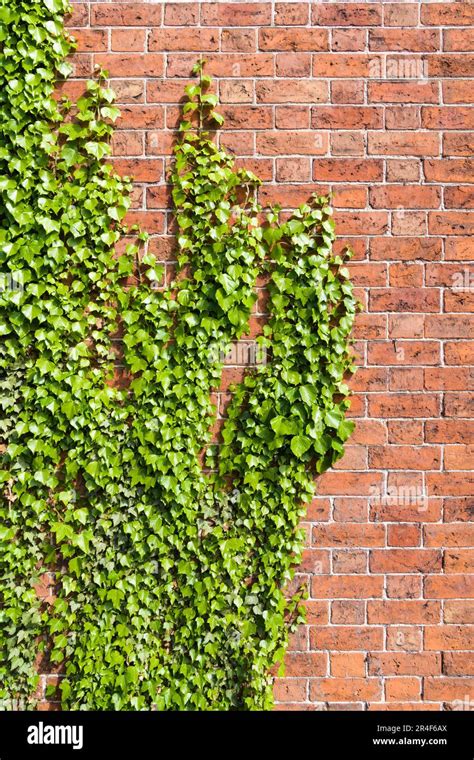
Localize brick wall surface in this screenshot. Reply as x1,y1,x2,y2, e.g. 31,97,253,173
57,0,474,711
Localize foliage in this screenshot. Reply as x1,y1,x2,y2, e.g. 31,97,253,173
0,4,357,710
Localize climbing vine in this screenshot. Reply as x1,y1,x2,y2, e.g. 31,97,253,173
0,1,357,710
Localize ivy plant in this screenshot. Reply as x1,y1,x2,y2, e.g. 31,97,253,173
0,2,357,710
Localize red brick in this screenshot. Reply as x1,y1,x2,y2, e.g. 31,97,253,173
164,3,198,26
368,445,441,470
111,29,146,53
425,626,474,651
330,653,366,678
370,185,439,209
94,54,164,78
201,3,272,25
425,575,474,599
443,82,474,105
370,237,441,261
310,627,383,651
368,81,439,104
91,3,162,26
421,3,474,26
313,4,382,26
313,106,382,129
444,602,474,624
256,80,327,103
385,677,421,701
368,132,439,157
368,601,440,625
425,159,474,183
260,28,328,51
370,29,439,52
257,132,327,156
275,3,309,26
149,29,219,52
310,575,384,599
369,653,441,676
310,678,382,702
369,288,440,313
369,549,441,574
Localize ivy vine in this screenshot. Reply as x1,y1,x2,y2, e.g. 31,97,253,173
0,2,357,710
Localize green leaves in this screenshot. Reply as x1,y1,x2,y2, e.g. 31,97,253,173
0,26,356,712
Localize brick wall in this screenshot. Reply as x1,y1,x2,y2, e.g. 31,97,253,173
61,0,474,711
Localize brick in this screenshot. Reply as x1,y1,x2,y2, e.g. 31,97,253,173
429,211,474,235
368,601,440,625
257,132,327,156
425,525,474,548
369,288,440,313
111,29,146,53
369,29,439,52
445,342,474,365
384,4,419,27
386,677,421,702
332,29,366,52
387,621,422,652
312,106,382,129
331,80,364,104
222,29,257,53
256,80,327,103
369,653,441,676
166,54,274,78
284,652,327,677
314,159,383,182
427,55,474,78
386,160,420,182
313,4,382,27
368,132,439,157
164,3,198,25
330,653,366,678
444,445,474,471
275,53,311,77
149,29,219,52
313,54,374,78
368,446,440,470
443,653,474,676
94,54,164,78
310,678,382,702
370,185,439,209
72,29,108,52
259,28,328,51
369,549,441,574
426,420,474,443
313,524,384,548
421,3,474,26
310,575,384,599
275,3,309,26
425,626,474,651
91,3,162,26
444,549,474,573
423,107,474,130
274,678,307,703
445,186,474,209
332,550,368,573
368,81,439,104
425,575,474,599
443,82,474,105
444,602,474,625
425,368,473,391
201,3,272,25
310,627,383,652
387,576,423,599
389,263,424,288
425,159,474,183
370,237,441,261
